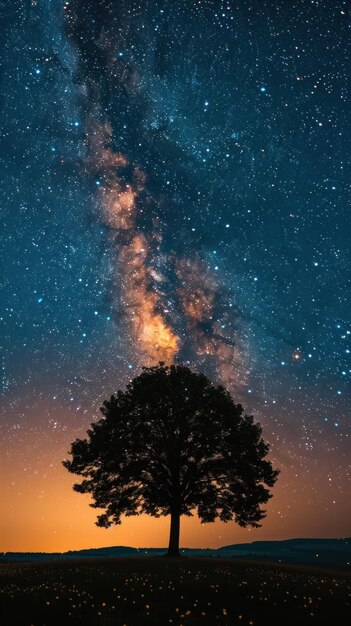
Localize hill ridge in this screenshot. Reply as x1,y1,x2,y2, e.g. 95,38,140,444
2,537,351,571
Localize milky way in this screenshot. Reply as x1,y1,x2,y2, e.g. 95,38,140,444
64,0,246,389
0,0,350,551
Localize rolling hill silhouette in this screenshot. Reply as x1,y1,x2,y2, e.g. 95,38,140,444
2,538,350,570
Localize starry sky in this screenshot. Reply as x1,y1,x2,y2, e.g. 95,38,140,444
1,0,350,552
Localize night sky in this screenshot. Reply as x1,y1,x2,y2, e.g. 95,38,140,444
1,0,350,552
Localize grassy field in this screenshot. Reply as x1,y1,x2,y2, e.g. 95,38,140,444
0,557,350,625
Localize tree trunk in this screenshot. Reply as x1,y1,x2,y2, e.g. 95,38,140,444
167,510,180,557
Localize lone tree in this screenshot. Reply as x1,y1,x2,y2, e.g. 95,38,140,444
63,363,279,556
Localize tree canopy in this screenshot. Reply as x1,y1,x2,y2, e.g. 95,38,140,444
63,363,279,556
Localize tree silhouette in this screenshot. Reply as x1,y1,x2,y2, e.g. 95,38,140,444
63,363,279,556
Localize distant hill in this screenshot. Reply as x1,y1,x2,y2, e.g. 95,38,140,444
218,537,351,570
1,538,350,570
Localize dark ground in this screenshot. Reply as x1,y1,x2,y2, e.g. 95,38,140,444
0,557,350,625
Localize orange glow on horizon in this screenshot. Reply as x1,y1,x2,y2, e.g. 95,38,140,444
1,424,350,553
